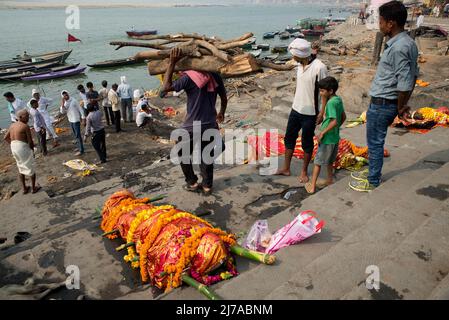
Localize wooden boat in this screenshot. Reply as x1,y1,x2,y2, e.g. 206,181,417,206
126,30,157,37
251,45,259,50
0,50,72,70
87,57,142,68
279,31,291,40
272,45,288,53
0,64,79,81
302,29,325,37
285,26,301,33
263,53,279,61
22,66,86,82
241,37,257,50
290,32,305,39
263,32,276,39
257,44,270,51
276,54,293,62
0,61,63,77
249,49,262,58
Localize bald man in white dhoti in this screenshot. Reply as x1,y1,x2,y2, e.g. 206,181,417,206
4,109,41,194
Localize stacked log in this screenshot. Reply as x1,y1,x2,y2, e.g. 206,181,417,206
110,32,295,77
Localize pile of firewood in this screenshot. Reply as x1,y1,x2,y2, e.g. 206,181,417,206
110,33,295,78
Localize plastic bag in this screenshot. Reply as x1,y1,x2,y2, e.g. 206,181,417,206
242,220,272,253
266,211,325,254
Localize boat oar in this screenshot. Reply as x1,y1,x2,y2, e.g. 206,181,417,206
230,244,276,265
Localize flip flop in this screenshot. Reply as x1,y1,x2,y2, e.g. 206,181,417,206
202,187,213,196
304,182,315,194
183,184,200,193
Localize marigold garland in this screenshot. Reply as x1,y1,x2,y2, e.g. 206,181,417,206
418,107,448,124
139,211,215,282
163,227,236,291
124,205,174,267
101,198,149,239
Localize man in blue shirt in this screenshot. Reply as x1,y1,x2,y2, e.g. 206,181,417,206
350,1,418,192
161,47,227,196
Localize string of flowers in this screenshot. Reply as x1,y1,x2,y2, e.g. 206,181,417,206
101,198,149,239
124,205,174,268
163,227,236,291
189,258,239,286
139,211,215,282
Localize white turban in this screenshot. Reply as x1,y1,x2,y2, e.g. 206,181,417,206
120,76,127,84
32,88,40,96
61,90,69,97
133,89,142,99
288,38,312,58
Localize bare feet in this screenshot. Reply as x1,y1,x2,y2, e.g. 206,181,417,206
23,186,30,195
305,182,315,194
275,169,291,176
299,173,309,183
32,186,41,194
316,179,334,189
202,186,213,196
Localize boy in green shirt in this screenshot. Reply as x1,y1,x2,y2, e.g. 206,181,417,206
305,76,346,194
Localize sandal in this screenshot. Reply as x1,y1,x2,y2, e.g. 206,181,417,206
202,186,213,196
183,183,200,193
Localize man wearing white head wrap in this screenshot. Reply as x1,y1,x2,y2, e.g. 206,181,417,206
276,38,328,183
32,89,59,147
117,76,133,122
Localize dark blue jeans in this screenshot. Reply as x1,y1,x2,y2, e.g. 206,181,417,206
70,121,84,154
366,102,398,187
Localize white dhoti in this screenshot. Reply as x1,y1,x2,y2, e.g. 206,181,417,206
11,140,35,176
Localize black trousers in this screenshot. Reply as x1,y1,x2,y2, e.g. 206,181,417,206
177,131,218,188
104,106,115,125
113,110,121,133
284,109,316,154
92,128,107,163
36,129,47,155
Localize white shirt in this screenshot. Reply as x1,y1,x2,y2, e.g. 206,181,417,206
135,98,148,113
8,98,26,122
416,15,424,28
99,88,111,107
79,92,88,109
36,96,52,119
136,111,152,127
117,83,133,99
60,97,85,123
292,58,328,116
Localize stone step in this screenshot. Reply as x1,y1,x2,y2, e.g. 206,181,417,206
265,162,449,299
211,162,447,300
342,197,449,300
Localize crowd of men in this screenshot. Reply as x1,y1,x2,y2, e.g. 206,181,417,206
3,75,154,194
4,1,418,198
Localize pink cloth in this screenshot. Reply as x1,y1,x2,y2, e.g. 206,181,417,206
184,70,218,92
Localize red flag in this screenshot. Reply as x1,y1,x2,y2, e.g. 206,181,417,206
68,34,81,43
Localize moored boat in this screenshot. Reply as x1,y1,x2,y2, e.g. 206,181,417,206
257,43,270,51
240,37,257,50
279,31,290,40
249,49,262,58
0,50,72,70
126,30,157,37
87,57,142,68
290,32,305,39
285,26,301,33
0,64,79,81
22,66,86,81
302,29,325,37
263,53,279,61
263,32,276,39
271,45,288,53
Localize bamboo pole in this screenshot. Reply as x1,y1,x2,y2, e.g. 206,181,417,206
230,245,276,265
181,274,222,300
102,229,119,237
116,242,136,251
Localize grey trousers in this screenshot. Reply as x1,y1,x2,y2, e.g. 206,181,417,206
120,98,133,122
